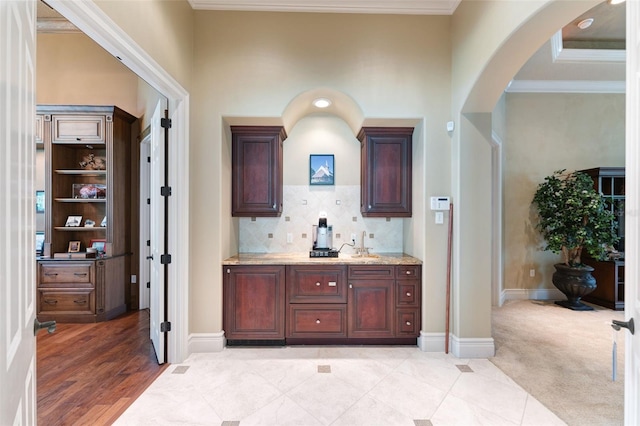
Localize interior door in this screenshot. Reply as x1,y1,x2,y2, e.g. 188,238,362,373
0,0,38,423
139,135,151,310
625,0,640,422
149,100,167,364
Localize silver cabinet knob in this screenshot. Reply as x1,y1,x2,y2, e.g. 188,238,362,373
316,319,321,324
316,282,321,286
406,292,411,297
405,270,411,275
406,321,411,326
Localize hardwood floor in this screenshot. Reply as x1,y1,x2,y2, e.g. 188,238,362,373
37,310,168,426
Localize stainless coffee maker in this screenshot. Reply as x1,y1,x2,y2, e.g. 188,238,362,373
312,212,333,250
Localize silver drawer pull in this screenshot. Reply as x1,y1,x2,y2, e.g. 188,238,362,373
316,319,321,324
406,292,411,297
44,299,58,305
74,299,86,304
328,281,336,287
406,321,411,326
44,273,58,277
74,273,87,277
316,282,321,286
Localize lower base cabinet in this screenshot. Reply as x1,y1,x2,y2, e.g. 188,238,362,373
223,263,421,345
36,257,127,323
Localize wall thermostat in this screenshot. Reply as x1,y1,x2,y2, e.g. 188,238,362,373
430,196,450,210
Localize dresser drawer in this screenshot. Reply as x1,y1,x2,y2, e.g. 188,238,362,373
397,281,420,306
396,265,421,279
287,304,347,338
348,265,394,280
396,309,420,336
287,266,347,303
38,290,94,314
39,262,94,286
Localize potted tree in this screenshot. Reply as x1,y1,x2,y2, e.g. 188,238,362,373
532,169,619,310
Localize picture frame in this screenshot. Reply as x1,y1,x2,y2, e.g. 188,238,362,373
68,241,81,253
65,215,83,227
35,232,44,256
36,190,45,213
310,154,335,186
72,183,106,199
89,239,106,254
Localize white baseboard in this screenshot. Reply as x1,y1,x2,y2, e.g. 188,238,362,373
418,331,495,358
500,288,564,305
187,332,225,354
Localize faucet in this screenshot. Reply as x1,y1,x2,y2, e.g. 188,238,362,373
355,231,369,256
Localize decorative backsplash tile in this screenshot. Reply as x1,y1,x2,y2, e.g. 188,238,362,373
239,185,403,253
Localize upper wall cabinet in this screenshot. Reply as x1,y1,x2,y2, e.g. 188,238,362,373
231,126,287,217
358,127,414,217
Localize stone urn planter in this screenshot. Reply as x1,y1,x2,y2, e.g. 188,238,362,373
552,263,597,311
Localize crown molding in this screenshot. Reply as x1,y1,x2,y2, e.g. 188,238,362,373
505,79,625,94
37,17,80,33
551,31,625,63
188,0,460,15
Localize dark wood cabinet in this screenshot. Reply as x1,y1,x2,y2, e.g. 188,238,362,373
36,105,135,323
580,167,625,310
358,127,414,217
223,265,286,341
231,126,286,217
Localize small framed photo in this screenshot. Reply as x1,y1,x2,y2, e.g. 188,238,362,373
68,241,81,253
36,190,45,213
90,239,106,254
65,215,82,227
72,183,106,199
310,154,334,186
35,232,44,256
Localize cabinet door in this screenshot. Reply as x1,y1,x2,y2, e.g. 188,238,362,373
231,126,286,217
348,280,394,338
223,265,285,340
358,127,413,217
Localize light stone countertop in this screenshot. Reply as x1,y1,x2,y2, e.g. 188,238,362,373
222,252,422,265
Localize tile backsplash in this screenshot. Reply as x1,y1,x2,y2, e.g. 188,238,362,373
239,185,403,253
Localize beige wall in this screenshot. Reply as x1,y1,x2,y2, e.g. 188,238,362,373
503,93,625,292
192,11,452,334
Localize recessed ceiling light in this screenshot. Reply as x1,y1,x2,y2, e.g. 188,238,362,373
313,98,331,108
577,18,594,30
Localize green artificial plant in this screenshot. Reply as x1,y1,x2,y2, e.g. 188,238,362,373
532,169,619,267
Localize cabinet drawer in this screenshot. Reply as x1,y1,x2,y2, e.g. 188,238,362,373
287,304,347,338
287,266,347,303
396,309,420,336
397,282,420,306
52,115,106,144
348,265,394,280
396,265,421,279
39,290,94,314
39,262,94,286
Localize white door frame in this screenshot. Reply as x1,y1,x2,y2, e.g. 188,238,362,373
45,0,190,364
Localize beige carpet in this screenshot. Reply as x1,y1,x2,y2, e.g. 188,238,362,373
490,300,625,426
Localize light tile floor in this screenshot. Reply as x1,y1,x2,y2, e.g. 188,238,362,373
114,346,566,425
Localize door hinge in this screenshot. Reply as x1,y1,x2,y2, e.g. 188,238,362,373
160,321,171,332
147,198,151,205
147,156,151,163
160,254,172,264
146,240,150,246
146,282,150,288
161,118,172,129
161,186,172,197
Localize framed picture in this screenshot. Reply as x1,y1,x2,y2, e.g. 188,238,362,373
35,232,44,256
68,241,81,253
90,239,106,254
36,190,45,213
65,215,82,227
72,183,106,199
310,154,334,186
